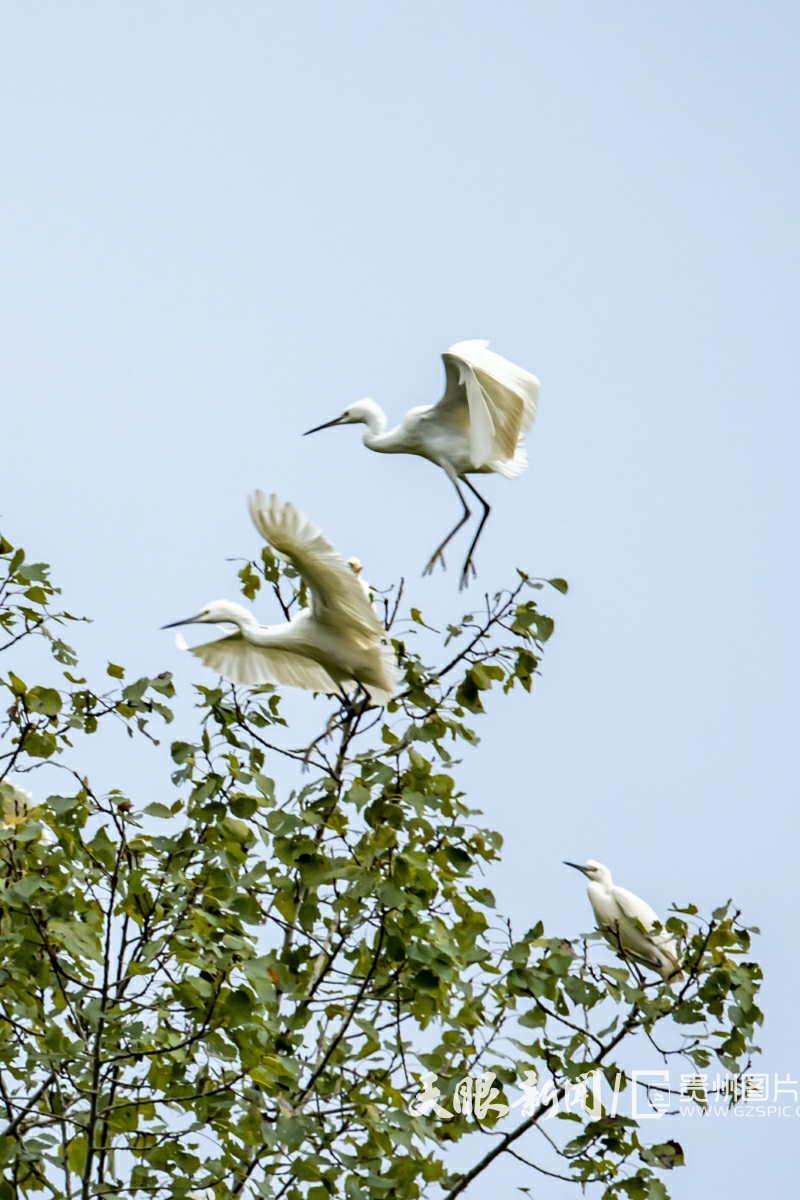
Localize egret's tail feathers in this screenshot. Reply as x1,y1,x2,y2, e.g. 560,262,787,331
653,936,684,984
491,442,528,480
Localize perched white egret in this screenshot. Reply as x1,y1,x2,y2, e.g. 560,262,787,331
164,493,398,705
304,340,540,588
564,860,683,982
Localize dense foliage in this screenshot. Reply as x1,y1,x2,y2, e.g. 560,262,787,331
0,531,762,1199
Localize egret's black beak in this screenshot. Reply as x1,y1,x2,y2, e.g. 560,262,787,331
161,615,202,630
563,861,591,876
303,416,345,436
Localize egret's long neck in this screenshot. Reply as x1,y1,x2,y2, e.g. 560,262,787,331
244,613,302,649
360,407,388,447
223,608,262,638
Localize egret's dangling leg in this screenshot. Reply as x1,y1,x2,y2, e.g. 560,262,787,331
303,699,353,767
302,685,361,765
423,478,472,577
301,691,370,769
337,681,373,718
459,479,491,590
336,683,359,716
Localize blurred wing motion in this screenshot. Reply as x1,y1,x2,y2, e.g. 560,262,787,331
248,491,384,643
364,640,400,708
436,339,540,476
188,632,342,693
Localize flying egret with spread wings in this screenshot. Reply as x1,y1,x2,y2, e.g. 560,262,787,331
163,493,398,705
564,860,683,982
304,340,540,589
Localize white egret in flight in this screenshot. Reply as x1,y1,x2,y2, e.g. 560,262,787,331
304,340,540,589
163,493,398,705
564,860,683,982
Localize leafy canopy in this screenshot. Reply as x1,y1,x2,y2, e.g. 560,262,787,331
0,532,762,1200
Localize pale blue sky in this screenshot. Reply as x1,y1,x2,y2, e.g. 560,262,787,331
2,3,799,1194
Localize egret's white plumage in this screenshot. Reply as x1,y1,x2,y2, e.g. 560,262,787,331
0,779,55,844
346,556,376,605
565,860,683,983
304,340,540,588
164,493,398,705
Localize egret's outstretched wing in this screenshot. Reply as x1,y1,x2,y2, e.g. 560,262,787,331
188,631,342,693
438,340,540,469
425,355,471,431
247,492,384,642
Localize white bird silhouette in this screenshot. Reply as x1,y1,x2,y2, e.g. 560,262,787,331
164,493,398,705
304,340,540,588
564,860,683,982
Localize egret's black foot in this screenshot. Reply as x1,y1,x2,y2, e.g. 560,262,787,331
458,558,478,591
422,550,447,577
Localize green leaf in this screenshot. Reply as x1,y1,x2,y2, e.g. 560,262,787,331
230,793,258,818
27,686,62,716
9,874,50,899
48,919,104,963
410,608,439,631
46,793,81,814
413,969,440,992
107,662,125,679
445,846,472,872
242,957,278,1003
144,803,173,818
253,771,275,799
239,562,263,600
22,730,58,758
67,1136,87,1176
7,671,27,695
